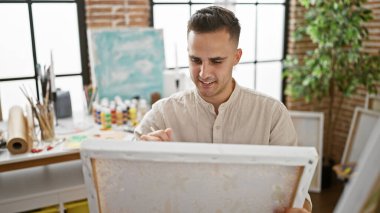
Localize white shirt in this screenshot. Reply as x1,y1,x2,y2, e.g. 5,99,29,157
135,83,298,146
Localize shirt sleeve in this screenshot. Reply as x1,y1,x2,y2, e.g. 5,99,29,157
269,102,298,146
134,100,166,139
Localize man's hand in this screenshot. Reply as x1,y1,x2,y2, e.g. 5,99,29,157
284,208,310,213
282,199,311,213
140,128,173,142
276,198,311,213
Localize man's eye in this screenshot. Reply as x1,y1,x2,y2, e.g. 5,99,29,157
191,58,201,64
212,60,222,64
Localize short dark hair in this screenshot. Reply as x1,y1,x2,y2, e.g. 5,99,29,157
187,6,241,45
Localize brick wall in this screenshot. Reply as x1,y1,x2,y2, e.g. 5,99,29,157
85,0,150,28
286,0,380,163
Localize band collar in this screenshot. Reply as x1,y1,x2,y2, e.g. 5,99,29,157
194,79,241,114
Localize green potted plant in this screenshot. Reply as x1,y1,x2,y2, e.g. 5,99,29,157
284,0,380,186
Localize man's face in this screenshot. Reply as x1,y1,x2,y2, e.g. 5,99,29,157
187,29,242,105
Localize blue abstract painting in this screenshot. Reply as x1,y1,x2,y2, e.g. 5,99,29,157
89,28,165,102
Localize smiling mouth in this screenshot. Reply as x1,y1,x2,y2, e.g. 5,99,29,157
199,79,216,85
201,81,213,85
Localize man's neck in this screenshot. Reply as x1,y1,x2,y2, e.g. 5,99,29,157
210,80,236,115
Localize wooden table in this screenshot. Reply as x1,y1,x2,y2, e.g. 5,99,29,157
0,145,80,172
0,116,135,212
0,117,91,212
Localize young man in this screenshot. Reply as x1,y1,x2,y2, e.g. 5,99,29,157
135,6,311,212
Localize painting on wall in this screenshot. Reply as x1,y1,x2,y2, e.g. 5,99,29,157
88,28,165,102
81,140,318,212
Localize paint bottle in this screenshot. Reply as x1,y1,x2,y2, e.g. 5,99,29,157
138,99,149,122
110,103,116,124
116,106,124,126
101,108,112,129
100,107,106,129
129,103,138,127
114,96,123,106
94,103,101,124
123,100,131,124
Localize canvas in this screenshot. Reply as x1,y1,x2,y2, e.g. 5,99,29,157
88,28,165,103
290,111,324,193
81,140,318,213
365,94,380,112
341,107,380,165
334,119,380,213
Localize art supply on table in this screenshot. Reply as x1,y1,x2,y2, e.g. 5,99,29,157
47,138,65,151
129,104,138,127
85,85,97,114
6,106,32,154
110,103,117,124
40,103,55,141
0,130,6,150
100,108,112,130
93,130,126,140
0,92,2,122
31,138,66,153
137,99,148,122
55,89,72,118
65,135,89,149
20,83,56,142
123,101,130,124
116,106,124,126
92,96,150,130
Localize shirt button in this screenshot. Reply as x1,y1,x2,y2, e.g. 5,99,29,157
216,126,221,130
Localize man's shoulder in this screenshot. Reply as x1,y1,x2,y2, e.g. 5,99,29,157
238,86,283,106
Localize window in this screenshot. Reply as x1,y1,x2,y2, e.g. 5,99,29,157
0,0,89,120
151,0,288,101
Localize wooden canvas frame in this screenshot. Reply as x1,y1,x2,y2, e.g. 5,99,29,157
365,93,380,112
290,111,324,193
334,119,380,213
341,107,380,165
81,141,317,213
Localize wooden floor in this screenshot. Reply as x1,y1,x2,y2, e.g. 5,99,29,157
310,178,346,213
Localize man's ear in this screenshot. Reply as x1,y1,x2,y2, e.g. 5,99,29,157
234,48,242,65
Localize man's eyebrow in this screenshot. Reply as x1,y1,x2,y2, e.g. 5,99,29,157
210,56,227,60
188,55,227,60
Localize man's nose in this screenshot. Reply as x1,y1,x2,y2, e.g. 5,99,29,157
199,62,211,79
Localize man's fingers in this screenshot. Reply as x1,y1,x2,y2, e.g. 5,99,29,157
140,128,173,142
164,128,173,141
157,129,170,141
285,208,310,213
140,134,162,141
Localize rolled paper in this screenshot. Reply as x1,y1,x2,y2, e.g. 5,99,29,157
0,92,2,121
7,106,31,154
